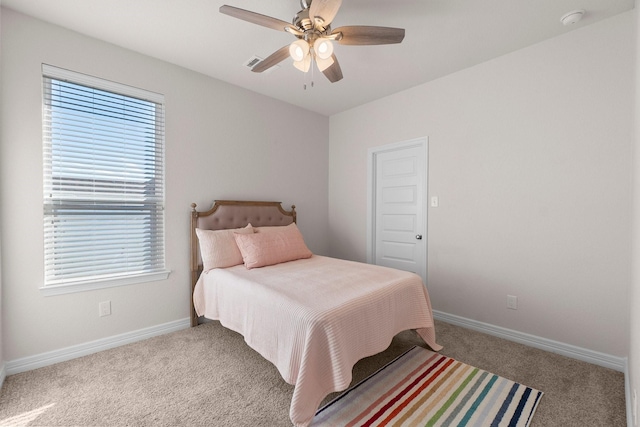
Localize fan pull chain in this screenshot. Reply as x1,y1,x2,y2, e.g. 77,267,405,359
302,67,314,90
302,57,316,90
303,56,314,90
302,62,308,90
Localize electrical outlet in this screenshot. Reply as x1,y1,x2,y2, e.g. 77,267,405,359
99,300,111,317
506,295,518,310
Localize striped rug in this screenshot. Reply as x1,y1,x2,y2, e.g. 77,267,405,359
313,346,543,427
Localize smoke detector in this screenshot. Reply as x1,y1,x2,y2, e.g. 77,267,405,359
560,10,585,26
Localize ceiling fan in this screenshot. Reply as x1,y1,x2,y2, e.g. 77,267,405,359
220,0,405,83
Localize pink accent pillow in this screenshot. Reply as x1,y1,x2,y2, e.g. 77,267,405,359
234,223,312,269
196,224,254,271
255,225,289,233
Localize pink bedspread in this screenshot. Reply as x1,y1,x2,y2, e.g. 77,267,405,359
193,255,441,426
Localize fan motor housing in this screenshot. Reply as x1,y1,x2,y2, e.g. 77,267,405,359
293,8,332,41
293,9,314,31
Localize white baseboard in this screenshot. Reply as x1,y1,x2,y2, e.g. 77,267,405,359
6,318,191,376
433,310,626,372
0,361,6,389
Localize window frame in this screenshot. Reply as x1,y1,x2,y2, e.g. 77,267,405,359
41,64,170,296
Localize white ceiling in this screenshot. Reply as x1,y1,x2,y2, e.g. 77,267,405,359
2,0,634,116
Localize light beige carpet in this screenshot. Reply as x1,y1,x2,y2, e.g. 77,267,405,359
0,320,626,426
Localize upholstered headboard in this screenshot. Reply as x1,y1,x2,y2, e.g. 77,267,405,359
189,200,296,326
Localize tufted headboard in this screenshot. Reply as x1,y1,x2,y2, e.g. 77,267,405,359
189,200,296,326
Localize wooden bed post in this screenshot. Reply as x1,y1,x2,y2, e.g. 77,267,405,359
190,203,200,327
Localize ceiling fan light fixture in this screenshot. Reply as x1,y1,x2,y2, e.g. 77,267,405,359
293,55,312,72
314,39,334,60
289,39,310,62
316,55,335,72
219,1,405,83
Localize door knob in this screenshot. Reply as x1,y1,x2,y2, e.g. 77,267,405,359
415,234,423,240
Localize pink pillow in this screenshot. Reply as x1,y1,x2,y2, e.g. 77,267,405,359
234,223,312,269
196,224,254,271
255,225,289,233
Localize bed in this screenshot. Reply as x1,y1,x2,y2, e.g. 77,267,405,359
190,200,441,427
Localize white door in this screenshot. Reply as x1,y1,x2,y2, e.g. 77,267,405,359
368,138,427,286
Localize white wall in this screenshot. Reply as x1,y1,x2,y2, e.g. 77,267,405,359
630,1,640,424
329,12,634,357
0,8,329,361
0,3,5,385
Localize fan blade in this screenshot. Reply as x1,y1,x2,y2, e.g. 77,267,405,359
252,45,291,73
220,5,295,32
332,26,405,45
322,54,343,83
310,0,342,26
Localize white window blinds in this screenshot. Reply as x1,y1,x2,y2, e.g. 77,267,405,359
42,65,167,290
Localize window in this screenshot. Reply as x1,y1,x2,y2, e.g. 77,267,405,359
42,65,169,295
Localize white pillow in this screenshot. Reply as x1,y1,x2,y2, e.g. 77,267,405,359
196,224,254,271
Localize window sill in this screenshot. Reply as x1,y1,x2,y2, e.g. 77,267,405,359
40,270,171,296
